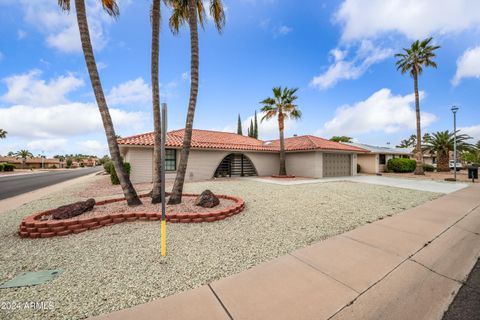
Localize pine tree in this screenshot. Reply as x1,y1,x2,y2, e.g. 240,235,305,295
249,119,254,137
237,114,243,135
254,110,258,139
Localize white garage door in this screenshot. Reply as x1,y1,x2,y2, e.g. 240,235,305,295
323,153,351,177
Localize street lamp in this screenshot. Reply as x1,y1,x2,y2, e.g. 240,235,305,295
451,106,459,180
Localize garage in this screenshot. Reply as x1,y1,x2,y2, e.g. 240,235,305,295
323,153,351,177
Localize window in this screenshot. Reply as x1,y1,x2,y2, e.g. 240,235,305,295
165,149,176,171
379,154,386,165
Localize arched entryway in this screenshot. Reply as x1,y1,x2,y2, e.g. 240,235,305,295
214,153,258,178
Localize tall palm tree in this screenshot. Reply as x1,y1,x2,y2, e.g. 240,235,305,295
423,130,472,172
58,0,141,206
260,87,302,176
151,0,162,204
395,37,440,175
0,129,7,139
15,149,33,169
165,0,225,204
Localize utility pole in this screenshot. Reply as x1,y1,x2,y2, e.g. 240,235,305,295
451,106,459,181
160,103,167,257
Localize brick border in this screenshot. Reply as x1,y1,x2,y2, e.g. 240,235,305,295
18,193,245,239
270,175,296,179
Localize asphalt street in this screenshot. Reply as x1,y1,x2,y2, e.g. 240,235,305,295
0,167,102,200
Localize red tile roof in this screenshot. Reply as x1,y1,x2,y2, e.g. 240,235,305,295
118,129,369,153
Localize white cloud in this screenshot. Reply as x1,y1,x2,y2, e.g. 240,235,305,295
17,29,27,40
311,41,393,89
335,0,480,41
78,140,107,155
1,69,84,106
452,46,480,86
319,88,437,136
27,139,67,153
107,78,151,106
0,103,145,139
460,124,480,141
273,25,292,38
0,70,148,139
242,112,297,139
15,0,123,53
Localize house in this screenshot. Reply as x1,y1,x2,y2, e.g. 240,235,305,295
118,129,369,183
343,143,412,174
0,156,65,169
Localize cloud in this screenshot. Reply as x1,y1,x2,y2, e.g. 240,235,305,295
452,46,480,86
273,25,292,38
107,78,151,106
335,0,480,41
13,0,124,53
0,70,148,139
243,112,297,139
260,19,293,38
17,29,27,40
1,69,84,106
460,124,480,141
27,139,67,153
319,88,437,136
310,41,393,89
77,140,107,155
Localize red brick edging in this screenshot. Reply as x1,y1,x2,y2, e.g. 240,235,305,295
18,193,245,239
270,175,296,179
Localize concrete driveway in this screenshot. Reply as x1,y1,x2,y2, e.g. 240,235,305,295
250,175,469,194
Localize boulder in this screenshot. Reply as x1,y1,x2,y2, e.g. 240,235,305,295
194,190,220,208
52,198,96,220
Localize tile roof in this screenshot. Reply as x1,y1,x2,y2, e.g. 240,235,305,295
118,129,369,153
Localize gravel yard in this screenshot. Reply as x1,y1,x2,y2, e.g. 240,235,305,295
0,176,440,319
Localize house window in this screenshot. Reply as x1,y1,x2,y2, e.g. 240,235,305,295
379,154,386,165
165,149,176,171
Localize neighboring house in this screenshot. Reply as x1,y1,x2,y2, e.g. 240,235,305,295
0,157,65,169
118,129,368,183
343,143,412,174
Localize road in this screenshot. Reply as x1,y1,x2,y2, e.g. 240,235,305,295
0,167,103,200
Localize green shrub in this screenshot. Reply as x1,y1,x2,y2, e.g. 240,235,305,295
422,164,435,172
3,163,15,171
0,163,4,171
387,158,416,173
66,158,73,168
103,161,113,174
356,164,361,173
110,162,131,185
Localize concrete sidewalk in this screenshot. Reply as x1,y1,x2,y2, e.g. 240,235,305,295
92,184,480,320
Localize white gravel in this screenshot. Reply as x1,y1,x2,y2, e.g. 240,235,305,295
0,177,440,319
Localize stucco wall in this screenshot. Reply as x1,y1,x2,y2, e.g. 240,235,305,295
285,152,322,178
122,146,280,182
356,154,377,174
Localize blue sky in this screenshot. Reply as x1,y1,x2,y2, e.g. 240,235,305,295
0,0,480,156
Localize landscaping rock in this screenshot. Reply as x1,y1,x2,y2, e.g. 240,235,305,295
52,198,96,220
194,190,220,208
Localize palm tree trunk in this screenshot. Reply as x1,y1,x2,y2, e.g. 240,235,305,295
151,0,162,204
74,0,141,206
168,0,199,205
437,151,449,172
413,70,424,175
278,112,287,176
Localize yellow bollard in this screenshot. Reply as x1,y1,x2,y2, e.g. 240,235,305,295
161,219,167,256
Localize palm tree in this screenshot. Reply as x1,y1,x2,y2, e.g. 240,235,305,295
423,130,472,172
151,0,162,204
0,129,7,139
395,37,440,175
58,0,141,206
15,150,33,169
260,87,302,176
166,0,225,204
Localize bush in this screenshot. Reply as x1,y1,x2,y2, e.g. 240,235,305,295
0,163,4,171
356,164,361,173
422,164,435,172
387,158,416,173
110,162,131,185
3,163,15,172
103,161,113,174
66,158,73,168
